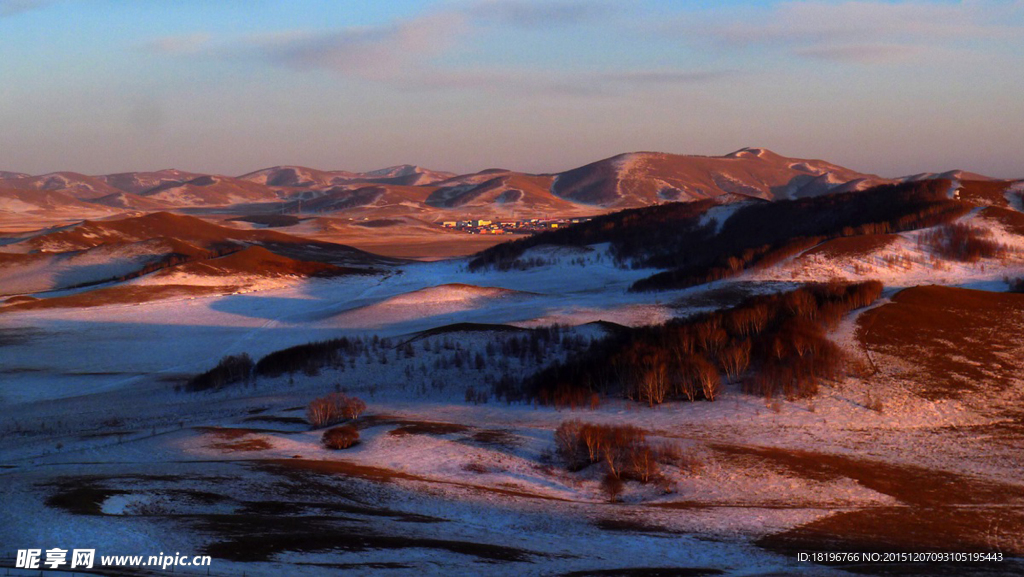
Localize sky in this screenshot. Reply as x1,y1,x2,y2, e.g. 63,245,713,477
0,0,1022,178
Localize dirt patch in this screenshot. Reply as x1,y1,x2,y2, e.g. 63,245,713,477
354,415,474,437
209,438,273,452
388,421,471,437
467,429,522,449
196,426,291,438
198,427,278,451
857,285,1024,400
259,458,425,484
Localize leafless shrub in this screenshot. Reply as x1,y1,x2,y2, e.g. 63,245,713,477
555,421,700,487
554,419,587,471
601,473,625,502
322,425,359,450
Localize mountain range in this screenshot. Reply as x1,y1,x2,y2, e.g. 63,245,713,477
2,148,957,219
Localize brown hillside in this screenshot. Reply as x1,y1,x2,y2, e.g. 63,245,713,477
980,206,1024,236
857,285,1024,400
800,234,899,259
20,212,391,266
550,149,887,207
165,246,359,278
959,179,1012,207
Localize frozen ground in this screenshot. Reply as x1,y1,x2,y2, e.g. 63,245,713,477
2,231,1024,575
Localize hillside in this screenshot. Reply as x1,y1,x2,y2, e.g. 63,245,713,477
548,148,887,207
469,179,978,292
0,212,393,306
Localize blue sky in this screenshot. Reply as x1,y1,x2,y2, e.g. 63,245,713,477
1,0,1021,177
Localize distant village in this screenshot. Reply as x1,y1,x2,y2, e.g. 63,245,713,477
439,217,592,235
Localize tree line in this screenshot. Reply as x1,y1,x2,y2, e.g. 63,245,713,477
525,280,883,406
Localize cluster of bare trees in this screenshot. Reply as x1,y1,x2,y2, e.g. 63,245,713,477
616,344,721,406
919,223,1010,262
306,393,366,428
555,420,694,499
528,281,884,405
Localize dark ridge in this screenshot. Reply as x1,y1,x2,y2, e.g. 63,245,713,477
418,322,531,336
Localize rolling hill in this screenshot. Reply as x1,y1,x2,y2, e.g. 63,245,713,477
0,148,897,218
548,148,888,207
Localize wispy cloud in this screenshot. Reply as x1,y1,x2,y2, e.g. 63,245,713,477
679,0,1024,64
0,0,54,16
393,67,738,96
144,12,468,82
463,0,614,27
793,44,924,64
597,70,736,86
142,33,213,56
258,13,468,79
142,3,728,95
